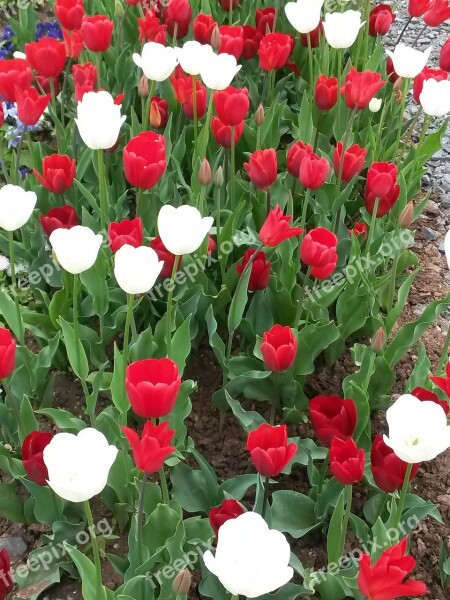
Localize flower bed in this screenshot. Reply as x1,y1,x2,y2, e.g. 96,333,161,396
1,0,450,599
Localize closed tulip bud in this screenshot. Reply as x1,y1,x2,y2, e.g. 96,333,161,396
371,328,385,353
198,158,212,185
330,436,365,484
246,424,297,477
211,25,221,51
369,97,382,112
399,201,414,228
173,569,192,595
138,75,149,98
386,44,431,79
255,103,264,125
115,0,124,17
214,166,224,187
150,99,162,127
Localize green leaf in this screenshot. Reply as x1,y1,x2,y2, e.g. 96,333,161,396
228,263,252,334
327,489,345,565
59,316,89,380
65,543,107,600
0,481,25,522
271,490,318,538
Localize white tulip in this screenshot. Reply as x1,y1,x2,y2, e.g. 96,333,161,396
114,244,163,295
75,91,126,150
323,10,363,49
420,78,450,117
383,394,450,463
0,185,37,231
386,44,432,79
369,97,382,113
199,52,242,90
176,41,214,76
133,42,179,82
285,0,324,34
49,226,102,275
203,512,293,598
445,229,450,269
44,428,118,503
157,205,213,256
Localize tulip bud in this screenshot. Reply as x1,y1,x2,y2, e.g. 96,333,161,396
369,97,382,113
255,103,265,126
371,328,385,353
211,25,221,51
214,166,224,187
150,99,162,128
138,76,149,98
399,201,414,229
115,0,124,17
198,158,212,186
172,569,192,595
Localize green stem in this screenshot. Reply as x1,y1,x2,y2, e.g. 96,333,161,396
256,124,261,150
228,0,233,25
8,232,24,345
73,274,90,409
362,352,376,394
365,197,380,258
393,463,413,530
60,58,74,133
123,294,135,368
0,138,10,184
313,112,323,153
166,255,181,358
336,108,357,190
338,484,353,558
84,500,104,600
437,324,450,375
269,372,279,425
199,92,214,158
261,475,270,519
159,466,170,504
95,52,102,87
387,252,399,314
143,80,156,130
300,189,312,232
392,78,410,160
192,75,198,146
336,48,343,138
317,454,329,495
97,149,108,231
230,126,236,210
294,266,312,330
1,378,24,440
137,472,148,565
215,185,226,282
15,126,27,184
373,491,388,523
307,32,314,88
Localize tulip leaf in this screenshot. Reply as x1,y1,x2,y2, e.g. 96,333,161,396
327,488,345,565
228,262,252,335
170,314,192,374
271,490,318,539
110,344,128,416
59,316,89,381
65,542,107,600
0,481,25,522
36,408,85,432
0,289,22,340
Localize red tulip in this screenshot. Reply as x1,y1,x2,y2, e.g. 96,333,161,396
62,28,84,59
386,56,400,83
286,141,313,177
218,0,239,10
21,431,54,486
348,221,368,239
300,22,323,47
72,62,97,102
163,0,192,39
126,358,182,419
369,4,396,37
55,0,84,30
123,132,166,190
310,395,357,447
121,421,175,473
209,499,246,535
150,235,181,278
211,117,244,148
170,66,193,105
413,66,448,102
408,0,432,17
25,38,66,78
429,362,450,397
150,96,169,129
33,154,76,194
81,15,113,52
314,74,338,111
244,148,277,190
108,218,143,253
260,324,297,371
183,80,207,121
357,537,428,600
138,12,167,44
214,86,249,126
0,549,13,599
246,424,297,477
258,33,294,71
333,142,367,182
330,436,364,485
236,249,271,291
194,13,217,45
0,328,16,380
40,205,78,236
256,8,275,34
242,25,263,60
440,38,450,71
15,86,51,126
371,435,419,493
218,25,244,60
301,228,338,279
412,385,449,415
0,59,33,103
365,185,400,217
341,67,385,110
424,0,450,26
259,205,303,247
365,161,399,213
299,154,330,189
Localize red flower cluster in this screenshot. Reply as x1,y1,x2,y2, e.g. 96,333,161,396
214,86,249,126
211,118,244,148
424,0,450,26
287,141,313,177
138,11,167,44
163,0,192,39
246,424,297,477
15,87,51,127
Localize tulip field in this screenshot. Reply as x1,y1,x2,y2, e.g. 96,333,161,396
2,0,450,598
